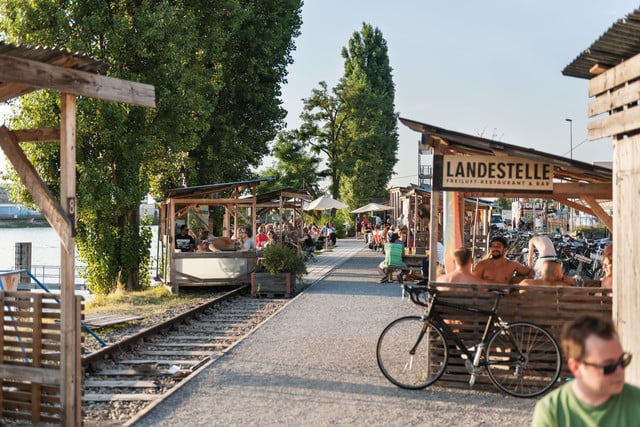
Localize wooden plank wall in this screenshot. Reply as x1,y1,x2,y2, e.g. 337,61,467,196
586,52,640,386
427,283,612,391
0,291,83,425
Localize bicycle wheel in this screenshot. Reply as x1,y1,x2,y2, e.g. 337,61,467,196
485,322,561,398
376,316,448,389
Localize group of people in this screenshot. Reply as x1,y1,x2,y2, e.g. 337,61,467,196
174,224,255,253
377,231,613,290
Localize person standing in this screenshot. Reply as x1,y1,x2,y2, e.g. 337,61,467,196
527,234,557,277
473,236,533,283
532,315,640,426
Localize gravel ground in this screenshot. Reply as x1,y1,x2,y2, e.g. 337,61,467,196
133,243,539,427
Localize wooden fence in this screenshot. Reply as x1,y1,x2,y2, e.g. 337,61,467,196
0,290,83,424
427,283,612,391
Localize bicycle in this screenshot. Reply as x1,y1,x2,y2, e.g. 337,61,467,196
376,283,562,398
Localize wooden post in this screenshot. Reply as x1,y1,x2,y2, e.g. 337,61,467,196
59,93,80,425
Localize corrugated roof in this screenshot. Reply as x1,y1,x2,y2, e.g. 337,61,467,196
163,177,274,199
0,41,109,74
563,7,640,79
400,117,612,184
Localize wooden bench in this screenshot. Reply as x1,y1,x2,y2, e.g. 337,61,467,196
425,282,612,391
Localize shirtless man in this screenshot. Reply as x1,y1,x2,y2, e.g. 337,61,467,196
520,259,572,286
473,236,533,284
437,247,478,284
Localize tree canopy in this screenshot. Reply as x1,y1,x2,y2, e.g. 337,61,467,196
295,23,398,208
0,0,302,294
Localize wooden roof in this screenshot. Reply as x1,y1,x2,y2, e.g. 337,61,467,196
400,117,613,229
0,40,153,107
163,178,274,200
563,7,640,79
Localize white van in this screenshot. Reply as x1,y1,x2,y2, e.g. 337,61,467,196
490,214,505,230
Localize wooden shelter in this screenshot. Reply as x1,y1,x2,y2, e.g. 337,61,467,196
399,118,613,281
562,6,640,385
158,180,308,292
0,42,155,424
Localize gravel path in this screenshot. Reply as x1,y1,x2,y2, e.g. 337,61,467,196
133,241,538,426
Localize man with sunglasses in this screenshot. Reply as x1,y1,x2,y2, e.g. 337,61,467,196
533,315,640,426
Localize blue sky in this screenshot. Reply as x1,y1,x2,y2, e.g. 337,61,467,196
1,2,637,188
278,1,640,188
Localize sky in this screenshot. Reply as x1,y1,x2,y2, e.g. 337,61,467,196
277,0,640,188
1,1,638,189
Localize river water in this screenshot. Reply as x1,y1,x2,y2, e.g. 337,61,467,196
0,225,159,271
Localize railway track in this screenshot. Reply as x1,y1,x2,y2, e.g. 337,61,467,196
81,287,291,425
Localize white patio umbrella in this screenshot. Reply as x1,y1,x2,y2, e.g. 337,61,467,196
303,195,348,211
350,202,393,214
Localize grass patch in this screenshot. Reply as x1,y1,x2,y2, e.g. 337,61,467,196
84,285,204,317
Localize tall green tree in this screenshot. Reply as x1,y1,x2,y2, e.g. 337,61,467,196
0,0,302,294
259,130,324,196
297,23,397,207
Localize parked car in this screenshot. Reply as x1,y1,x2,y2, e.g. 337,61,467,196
490,214,505,230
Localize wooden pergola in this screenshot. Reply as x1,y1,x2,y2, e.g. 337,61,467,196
400,118,613,281
0,42,155,424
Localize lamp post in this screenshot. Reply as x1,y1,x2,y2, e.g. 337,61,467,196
565,118,573,232
565,118,573,160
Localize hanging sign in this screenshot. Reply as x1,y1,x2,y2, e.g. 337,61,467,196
433,155,554,193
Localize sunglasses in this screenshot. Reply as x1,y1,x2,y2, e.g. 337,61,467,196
581,352,632,375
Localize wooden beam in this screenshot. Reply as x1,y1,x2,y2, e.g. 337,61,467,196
583,195,613,232
553,182,612,199
0,126,73,251
59,93,80,426
589,63,608,76
554,197,595,217
12,127,60,142
0,54,155,108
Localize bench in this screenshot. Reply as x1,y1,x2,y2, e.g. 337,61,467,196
424,282,612,391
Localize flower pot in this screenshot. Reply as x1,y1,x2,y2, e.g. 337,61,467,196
251,271,297,297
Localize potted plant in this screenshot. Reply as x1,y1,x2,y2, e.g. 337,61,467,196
251,244,308,297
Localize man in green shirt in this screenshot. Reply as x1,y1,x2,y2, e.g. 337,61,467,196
532,315,640,426
377,233,407,283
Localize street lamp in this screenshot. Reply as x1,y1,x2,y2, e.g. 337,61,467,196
565,118,573,160
565,118,573,232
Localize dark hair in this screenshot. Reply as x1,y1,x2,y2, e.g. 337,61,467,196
244,227,253,238
389,233,400,243
561,315,617,361
180,224,188,231
490,236,508,248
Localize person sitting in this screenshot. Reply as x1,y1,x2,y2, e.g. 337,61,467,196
299,227,316,261
175,224,195,252
377,233,409,283
473,236,533,284
263,230,276,248
519,259,573,286
196,230,220,253
436,247,478,285
239,227,255,252
255,225,268,249
532,315,640,426
601,251,613,289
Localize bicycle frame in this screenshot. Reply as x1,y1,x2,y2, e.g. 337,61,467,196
413,289,506,363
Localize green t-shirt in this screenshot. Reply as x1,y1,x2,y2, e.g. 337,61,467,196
532,382,640,427
384,243,404,267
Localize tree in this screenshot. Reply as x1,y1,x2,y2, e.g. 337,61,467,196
259,131,324,196
296,23,397,207
0,0,302,294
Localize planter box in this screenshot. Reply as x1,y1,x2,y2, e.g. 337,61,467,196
251,272,298,297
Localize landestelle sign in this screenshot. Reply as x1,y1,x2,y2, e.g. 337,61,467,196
433,155,554,193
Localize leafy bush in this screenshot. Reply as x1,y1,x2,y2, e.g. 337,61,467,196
261,244,307,277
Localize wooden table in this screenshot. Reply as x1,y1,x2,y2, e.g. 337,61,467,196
401,253,428,278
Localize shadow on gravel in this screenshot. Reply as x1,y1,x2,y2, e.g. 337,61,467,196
213,369,536,410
